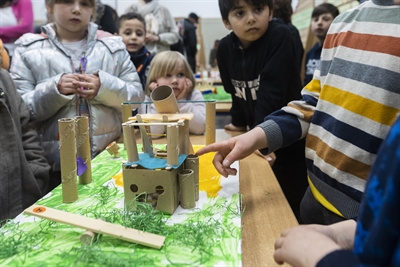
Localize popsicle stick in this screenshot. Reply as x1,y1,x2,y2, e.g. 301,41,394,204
24,205,165,249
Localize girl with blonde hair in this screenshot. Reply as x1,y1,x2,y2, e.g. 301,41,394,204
139,51,205,137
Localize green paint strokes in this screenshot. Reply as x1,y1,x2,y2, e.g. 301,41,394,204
1,145,242,266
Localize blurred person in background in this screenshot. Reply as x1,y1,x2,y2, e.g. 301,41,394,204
0,0,34,57
125,0,179,55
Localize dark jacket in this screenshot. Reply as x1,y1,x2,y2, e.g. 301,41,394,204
217,19,302,128
130,46,154,89
0,69,49,221
304,42,322,86
182,18,197,72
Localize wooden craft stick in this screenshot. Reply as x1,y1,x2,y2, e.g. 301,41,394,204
75,116,92,184
58,118,78,203
205,101,216,145
24,205,166,249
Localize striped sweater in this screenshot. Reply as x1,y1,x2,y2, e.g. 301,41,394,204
259,0,400,219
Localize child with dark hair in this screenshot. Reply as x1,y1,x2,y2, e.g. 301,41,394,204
217,0,308,221
116,12,153,89
198,0,400,226
304,3,339,85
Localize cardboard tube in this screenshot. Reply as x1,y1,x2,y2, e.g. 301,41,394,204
150,85,179,113
58,118,78,203
106,141,120,158
178,169,195,209
205,101,216,145
123,124,139,162
121,103,132,123
75,116,92,185
167,125,179,166
184,154,199,201
179,119,194,155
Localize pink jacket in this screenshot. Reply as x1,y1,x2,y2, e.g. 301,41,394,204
0,0,34,43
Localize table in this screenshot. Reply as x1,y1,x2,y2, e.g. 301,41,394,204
1,130,297,266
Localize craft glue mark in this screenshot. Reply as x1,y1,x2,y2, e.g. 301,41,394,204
33,207,46,213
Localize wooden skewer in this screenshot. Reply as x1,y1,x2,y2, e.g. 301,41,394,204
24,205,166,249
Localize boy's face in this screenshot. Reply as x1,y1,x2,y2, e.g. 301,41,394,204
311,13,335,42
118,18,146,53
222,0,273,49
46,0,93,41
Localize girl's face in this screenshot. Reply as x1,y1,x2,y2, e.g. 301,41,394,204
47,0,93,42
155,63,188,100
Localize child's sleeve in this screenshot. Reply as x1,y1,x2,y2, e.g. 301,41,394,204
258,70,321,154
2,69,49,194
178,90,206,135
94,49,144,111
11,48,74,121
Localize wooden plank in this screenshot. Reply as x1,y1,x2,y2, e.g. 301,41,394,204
24,205,166,249
240,153,298,266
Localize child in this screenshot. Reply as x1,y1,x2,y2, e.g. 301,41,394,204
138,51,205,137
116,12,153,89
208,39,219,68
0,68,50,221
197,0,400,225
303,3,339,85
10,0,144,189
217,0,308,221
274,113,400,266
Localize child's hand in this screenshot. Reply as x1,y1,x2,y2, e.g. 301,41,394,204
58,74,79,95
148,82,159,92
73,73,101,100
176,78,192,100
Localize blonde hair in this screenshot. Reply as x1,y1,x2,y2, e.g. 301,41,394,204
45,0,97,22
145,51,195,96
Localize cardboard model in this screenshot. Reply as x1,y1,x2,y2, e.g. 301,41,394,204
122,86,199,214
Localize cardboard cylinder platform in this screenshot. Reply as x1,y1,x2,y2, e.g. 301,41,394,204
184,154,199,201
178,169,196,209
75,116,92,185
58,118,78,203
123,125,139,162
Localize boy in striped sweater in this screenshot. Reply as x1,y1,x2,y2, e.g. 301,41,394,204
197,0,400,225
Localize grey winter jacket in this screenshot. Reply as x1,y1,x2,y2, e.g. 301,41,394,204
10,23,144,171
0,69,50,221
